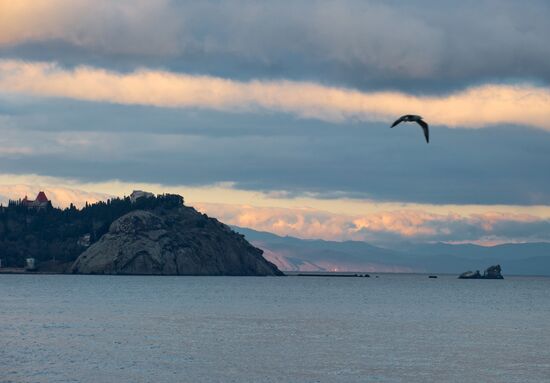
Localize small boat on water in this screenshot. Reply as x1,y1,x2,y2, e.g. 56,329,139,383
428,275,438,279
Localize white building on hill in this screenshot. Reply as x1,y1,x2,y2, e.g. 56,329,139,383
130,190,155,203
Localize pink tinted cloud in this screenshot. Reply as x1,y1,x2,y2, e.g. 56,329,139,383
1,60,550,130
195,202,550,244
0,184,110,208
0,1,179,54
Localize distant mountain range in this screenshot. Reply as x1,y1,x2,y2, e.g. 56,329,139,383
234,226,550,276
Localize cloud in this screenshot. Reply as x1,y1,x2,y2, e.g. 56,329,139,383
195,202,550,244
0,184,109,208
1,60,550,130
0,0,180,55
0,146,33,155
2,103,550,206
1,1,549,92
1,177,549,244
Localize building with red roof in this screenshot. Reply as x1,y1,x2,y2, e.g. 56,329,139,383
21,191,52,210
35,191,49,203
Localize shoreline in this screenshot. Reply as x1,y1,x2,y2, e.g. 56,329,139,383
0,268,64,275
2,269,548,277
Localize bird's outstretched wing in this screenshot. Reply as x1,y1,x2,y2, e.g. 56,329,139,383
391,116,405,128
416,119,429,143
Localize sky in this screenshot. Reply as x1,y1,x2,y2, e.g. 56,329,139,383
1,0,549,246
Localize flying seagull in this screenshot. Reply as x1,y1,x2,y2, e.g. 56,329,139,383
390,114,429,143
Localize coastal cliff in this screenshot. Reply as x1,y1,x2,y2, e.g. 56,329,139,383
71,202,282,276
1,192,282,276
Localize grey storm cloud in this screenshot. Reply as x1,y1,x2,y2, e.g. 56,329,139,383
1,99,550,205
1,1,550,207
1,0,550,92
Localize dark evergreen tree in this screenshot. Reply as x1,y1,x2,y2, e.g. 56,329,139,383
0,194,184,268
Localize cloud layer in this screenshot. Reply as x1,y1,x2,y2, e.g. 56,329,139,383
2,1,550,92
1,178,549,245
1,60,550,130
196,202,550,245
0,184,109,208
0,0,180,55
2,180,548,245
2,97,550,205
1,1,549,244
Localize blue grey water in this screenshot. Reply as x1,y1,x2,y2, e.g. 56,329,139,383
1,274,549,383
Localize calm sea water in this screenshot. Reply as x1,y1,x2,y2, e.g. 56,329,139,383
1,274,549,383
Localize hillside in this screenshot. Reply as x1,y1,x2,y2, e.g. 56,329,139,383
0,194,163,268
0,194,281,276
71,208,282,276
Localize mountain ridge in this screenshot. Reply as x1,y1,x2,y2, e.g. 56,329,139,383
233,226,550,275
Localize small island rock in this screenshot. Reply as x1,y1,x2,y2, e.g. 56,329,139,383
458,265,503,279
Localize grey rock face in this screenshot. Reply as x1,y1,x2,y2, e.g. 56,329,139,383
71,208,282,276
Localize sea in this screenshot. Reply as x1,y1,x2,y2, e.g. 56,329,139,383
1,274,549,383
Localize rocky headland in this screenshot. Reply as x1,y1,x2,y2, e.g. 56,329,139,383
0,192,282,276
71,206,282,276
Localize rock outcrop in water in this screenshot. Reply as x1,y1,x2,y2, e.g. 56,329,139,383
71,197,283,276
458,270,482,279
482,264,503,279
459,264,503,279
